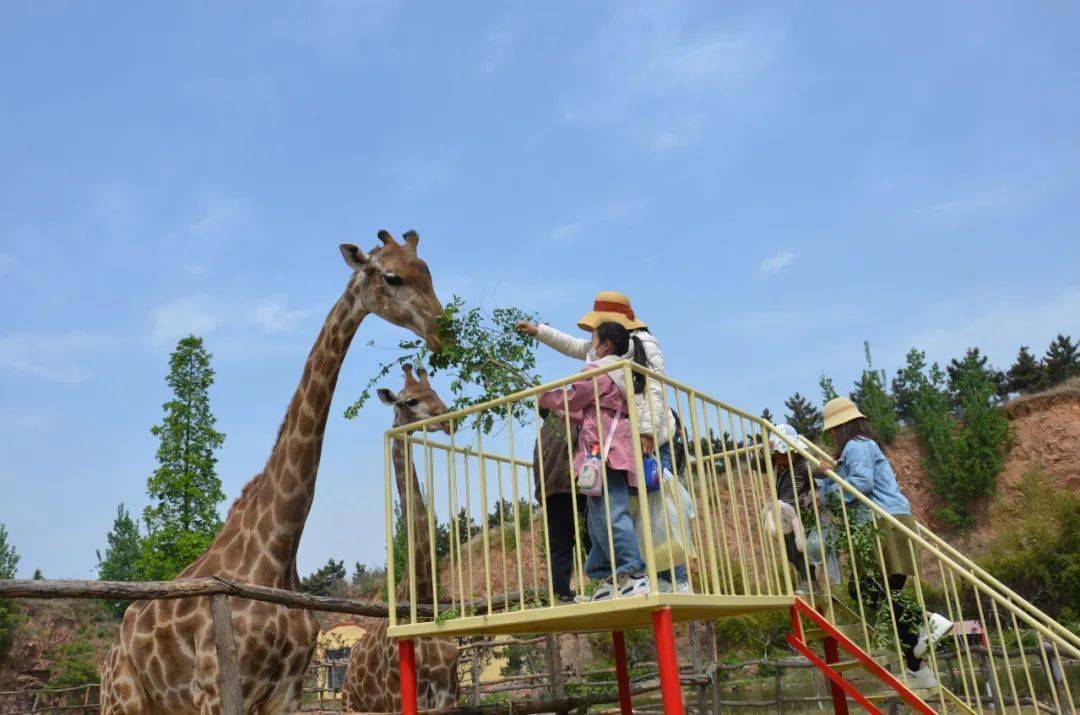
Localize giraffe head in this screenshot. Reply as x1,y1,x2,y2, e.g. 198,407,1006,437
377,364,451,433
340,229,444,351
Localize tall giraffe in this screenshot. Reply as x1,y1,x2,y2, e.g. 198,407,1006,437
341,365,459,712
100,231,444,714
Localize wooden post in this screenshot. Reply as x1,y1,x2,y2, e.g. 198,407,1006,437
774,664,783,712
210,594,244,715
546,633,566,701
471,640,482,705
709,621,720,715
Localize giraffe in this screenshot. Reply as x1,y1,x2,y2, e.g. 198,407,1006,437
341,365,460,712
100,230,445,715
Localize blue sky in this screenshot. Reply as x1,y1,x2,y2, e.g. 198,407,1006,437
2,2,1078,579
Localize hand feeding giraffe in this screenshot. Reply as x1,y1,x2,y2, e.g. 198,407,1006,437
100,231,444,714
341,365,460,712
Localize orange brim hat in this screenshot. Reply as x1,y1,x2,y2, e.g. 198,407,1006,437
577,291,647,331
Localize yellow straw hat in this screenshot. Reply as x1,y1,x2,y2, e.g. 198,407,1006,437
577,291,647,331
823,397,867,432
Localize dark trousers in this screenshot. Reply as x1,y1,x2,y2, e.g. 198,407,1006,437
546,493,577,598
849,573,923,670
785,532,813,582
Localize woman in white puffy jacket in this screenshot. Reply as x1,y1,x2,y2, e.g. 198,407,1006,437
517,291,675,459
517,291,689,592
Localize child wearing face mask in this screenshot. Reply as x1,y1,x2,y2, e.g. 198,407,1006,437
539,322,653,600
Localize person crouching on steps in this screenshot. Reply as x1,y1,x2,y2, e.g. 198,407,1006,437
818,397,954,690
539,322,651,600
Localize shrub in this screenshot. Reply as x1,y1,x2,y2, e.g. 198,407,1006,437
47,640,100,689
979,467,1080,624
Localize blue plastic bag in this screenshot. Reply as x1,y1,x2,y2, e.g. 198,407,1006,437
642,454,662,493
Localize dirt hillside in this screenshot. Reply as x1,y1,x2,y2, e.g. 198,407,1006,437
886,378,1080,552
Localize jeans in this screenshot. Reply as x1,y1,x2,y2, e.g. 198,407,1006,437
585,469,646,581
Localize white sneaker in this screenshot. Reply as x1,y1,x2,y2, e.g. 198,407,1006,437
913,613,953,658
619,574,651,597
674,580,692,594
591,580,615,601
657,578,674,593
904,665,938,690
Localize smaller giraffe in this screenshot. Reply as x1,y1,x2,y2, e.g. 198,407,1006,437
342,365,460,712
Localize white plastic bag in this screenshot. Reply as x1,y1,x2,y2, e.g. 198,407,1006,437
630,472,697,573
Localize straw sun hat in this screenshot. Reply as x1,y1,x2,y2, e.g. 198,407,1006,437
822,397,867,432
576,291,647,331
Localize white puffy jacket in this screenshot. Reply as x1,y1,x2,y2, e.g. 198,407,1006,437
534,324,676,443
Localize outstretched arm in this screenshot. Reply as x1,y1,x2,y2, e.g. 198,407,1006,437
517,322,591,360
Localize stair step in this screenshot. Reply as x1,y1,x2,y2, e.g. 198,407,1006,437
800,622,868,644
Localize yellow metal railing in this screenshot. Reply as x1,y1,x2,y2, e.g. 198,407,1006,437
383,360,1078,712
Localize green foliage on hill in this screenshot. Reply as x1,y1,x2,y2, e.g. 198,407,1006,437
980,467,1080,625
0,523,20,659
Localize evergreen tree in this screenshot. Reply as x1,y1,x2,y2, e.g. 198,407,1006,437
31,569,42,580
0,523,20,657
350,562,387,595
760,407,775,423
947,348,1006,408
784,392,822,439
1006,346,1044,395
819,374,839,403
301,559,347,596
892,348,928,424
1042,334,1079,387
138,335,226,580
97,504,143,615
952,363,1011,518
911,364,962,524
850,342,899,444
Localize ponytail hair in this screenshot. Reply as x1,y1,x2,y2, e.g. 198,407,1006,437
594,321,648,394
630,335,647,394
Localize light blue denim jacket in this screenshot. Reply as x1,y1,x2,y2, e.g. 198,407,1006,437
818,438,911,516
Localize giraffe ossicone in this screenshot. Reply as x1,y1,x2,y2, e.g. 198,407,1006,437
99,231,444,715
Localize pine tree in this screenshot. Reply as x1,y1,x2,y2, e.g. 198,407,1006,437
784,392,822,439
947,348,1006,409
31,569,42,580
760,407,774,423
138,335,226,580
97,503,143,615
0,523,20,656
912,364,962,524
301,559,347,596
819,374,839,403
850,342,898,444
1006,346,1044,395
892,348,928,424
1043,334,1079,387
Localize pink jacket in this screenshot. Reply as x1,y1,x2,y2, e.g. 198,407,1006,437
538,358,639,487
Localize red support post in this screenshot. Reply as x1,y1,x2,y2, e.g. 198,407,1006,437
612,631,634,715
822,635,851,715
652,607,685,715
399,639,418,715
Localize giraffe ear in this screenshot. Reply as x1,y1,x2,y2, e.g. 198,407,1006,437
340,244,369,271
377,389,398,406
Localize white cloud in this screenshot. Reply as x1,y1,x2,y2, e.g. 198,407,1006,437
274,0,400,57
561,4,788,152
479,16,523,75
757,249,795,276
187,195,251,240
150,298,223,345
0,408,54,430
251,298,310,334
896,287,1080,369
914,185,1038,224
0,332,116,383
545,197,646,243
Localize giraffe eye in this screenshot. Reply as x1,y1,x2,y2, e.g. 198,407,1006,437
383,272,403,287
405,399,419,407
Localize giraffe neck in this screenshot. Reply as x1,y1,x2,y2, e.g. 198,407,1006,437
214,274,369,584
392,436,434,602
